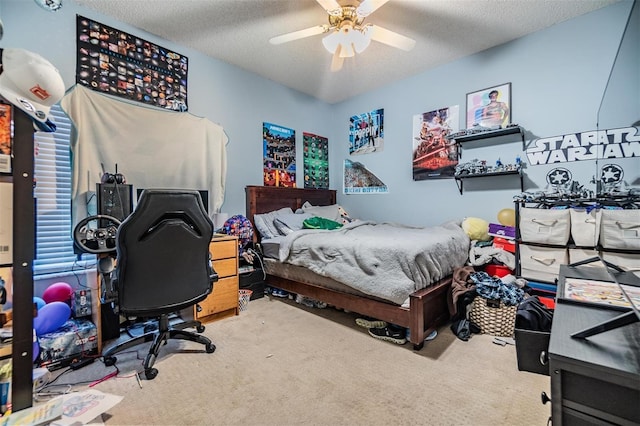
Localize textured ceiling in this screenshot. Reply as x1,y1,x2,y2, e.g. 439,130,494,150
73,0,618,104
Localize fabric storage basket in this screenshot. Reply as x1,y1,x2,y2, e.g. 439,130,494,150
568,248,601,267
600,209,640,250
569,207,601,247
519,245,568,283
469,297,516,337
602,252,640,278
519,207,571,245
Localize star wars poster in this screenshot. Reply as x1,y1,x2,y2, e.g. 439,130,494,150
349,108,384,155
412,106,460,180
263,122,296,187
343,159,388,194
303,132,329,189
76,16,189,111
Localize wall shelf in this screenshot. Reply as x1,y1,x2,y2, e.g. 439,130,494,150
450,125,524,144
454,169,523,194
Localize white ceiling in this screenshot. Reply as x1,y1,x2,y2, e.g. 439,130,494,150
73,0,618,104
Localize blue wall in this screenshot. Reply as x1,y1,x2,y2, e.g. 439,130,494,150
1,0,637,227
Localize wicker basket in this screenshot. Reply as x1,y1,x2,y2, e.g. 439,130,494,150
469,297,517,337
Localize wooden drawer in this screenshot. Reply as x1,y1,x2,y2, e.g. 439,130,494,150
210,238,237,260
212,257,237,278
196,276,238,318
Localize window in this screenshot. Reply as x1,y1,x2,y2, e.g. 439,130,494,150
33,105,93,276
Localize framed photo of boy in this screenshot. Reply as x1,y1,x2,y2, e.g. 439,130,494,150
466,83,511,129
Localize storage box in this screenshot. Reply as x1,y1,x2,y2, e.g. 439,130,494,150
519,207,571,245
492,237,515,253
38,319,98,370
488,223,516,240
519,245,568,283
515,328,550,376
600,209,640,250
569,207,601,247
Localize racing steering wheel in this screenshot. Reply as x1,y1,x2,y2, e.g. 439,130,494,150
73,215,122,254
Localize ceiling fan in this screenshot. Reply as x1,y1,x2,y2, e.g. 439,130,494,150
269,0,416,72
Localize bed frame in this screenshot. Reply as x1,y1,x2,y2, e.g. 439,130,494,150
245,185,453,350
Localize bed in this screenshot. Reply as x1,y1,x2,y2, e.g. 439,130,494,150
245,185,470,350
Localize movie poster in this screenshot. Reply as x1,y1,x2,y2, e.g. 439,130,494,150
263,122,296,187
343,159,388,194
0,103,11,174
303,132,329,189
412,106,460,180
76,15,189,111
349,108,384,155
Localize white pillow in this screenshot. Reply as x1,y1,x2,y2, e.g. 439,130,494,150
254,207,293,239
301,203,353,225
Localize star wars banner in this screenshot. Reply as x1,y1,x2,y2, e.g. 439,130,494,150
76,15,189,111
525,126,639,165
303,132,329,189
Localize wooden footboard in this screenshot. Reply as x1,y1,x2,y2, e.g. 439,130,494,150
266,274,452,350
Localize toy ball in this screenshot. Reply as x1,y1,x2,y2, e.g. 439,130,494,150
42,282,74,304
462,217,490,241
34,301,70,336
33,296,46,311
497,208,516,227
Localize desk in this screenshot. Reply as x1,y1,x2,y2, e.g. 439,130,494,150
549,266,640,425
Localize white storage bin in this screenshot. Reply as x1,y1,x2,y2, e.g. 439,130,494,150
602,251,640,278
568,248,601,267
600,209,640,250
569,207,601,247
519,207,571,245
519,244,568,283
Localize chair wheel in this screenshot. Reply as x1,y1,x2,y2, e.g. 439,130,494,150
196,325,205,333
144,368,158,380
104,356,117,366
206,343,216,353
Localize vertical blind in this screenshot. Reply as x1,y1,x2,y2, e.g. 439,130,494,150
33,105,93,276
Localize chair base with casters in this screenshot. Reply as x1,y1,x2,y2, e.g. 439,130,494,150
102,312,216,380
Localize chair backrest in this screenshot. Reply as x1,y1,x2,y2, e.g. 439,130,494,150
116,189,214,316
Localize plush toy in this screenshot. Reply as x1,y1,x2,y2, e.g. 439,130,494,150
462,217,490,241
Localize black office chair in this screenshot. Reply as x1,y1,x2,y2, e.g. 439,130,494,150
100,189,218,380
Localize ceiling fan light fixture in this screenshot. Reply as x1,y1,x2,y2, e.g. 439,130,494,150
322,25,371,55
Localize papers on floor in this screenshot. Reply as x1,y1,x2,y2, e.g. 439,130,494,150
1,389,123,426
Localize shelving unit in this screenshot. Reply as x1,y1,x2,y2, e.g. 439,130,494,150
451,126,526,195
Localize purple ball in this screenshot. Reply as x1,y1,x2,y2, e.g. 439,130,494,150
34,301,70,336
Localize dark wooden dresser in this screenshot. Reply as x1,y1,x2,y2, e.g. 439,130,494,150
549,266,640,425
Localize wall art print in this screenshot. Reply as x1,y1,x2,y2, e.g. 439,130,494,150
349,108,384,155
303,132,329,189
76,15,188,111
466,83,511,129
263,122,296,188
343,159,388,194
412,105,460,180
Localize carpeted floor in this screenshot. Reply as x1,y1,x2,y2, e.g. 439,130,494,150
41,296,551,425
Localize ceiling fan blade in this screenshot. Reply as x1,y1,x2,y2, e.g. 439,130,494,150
316,0,342,15
366,24,416,51
269,25,328,45
357,0,390,17
330,46,344,72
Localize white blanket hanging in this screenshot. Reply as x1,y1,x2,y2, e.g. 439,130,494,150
60,85,227,228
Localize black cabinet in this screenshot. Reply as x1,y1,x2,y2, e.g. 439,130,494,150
548,266,640,425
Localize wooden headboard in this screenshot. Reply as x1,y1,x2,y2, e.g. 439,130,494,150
245,185,337,238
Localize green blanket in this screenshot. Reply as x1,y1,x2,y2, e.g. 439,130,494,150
303,217,343,230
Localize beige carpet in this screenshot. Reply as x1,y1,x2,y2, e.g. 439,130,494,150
44,297,551,425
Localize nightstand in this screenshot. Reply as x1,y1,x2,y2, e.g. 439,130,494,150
195,234,239,322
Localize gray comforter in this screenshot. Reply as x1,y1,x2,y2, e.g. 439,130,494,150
278,220,471,305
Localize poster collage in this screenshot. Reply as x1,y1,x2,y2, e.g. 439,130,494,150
76,15,189,111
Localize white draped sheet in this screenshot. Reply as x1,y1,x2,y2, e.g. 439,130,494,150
60,85,227,228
